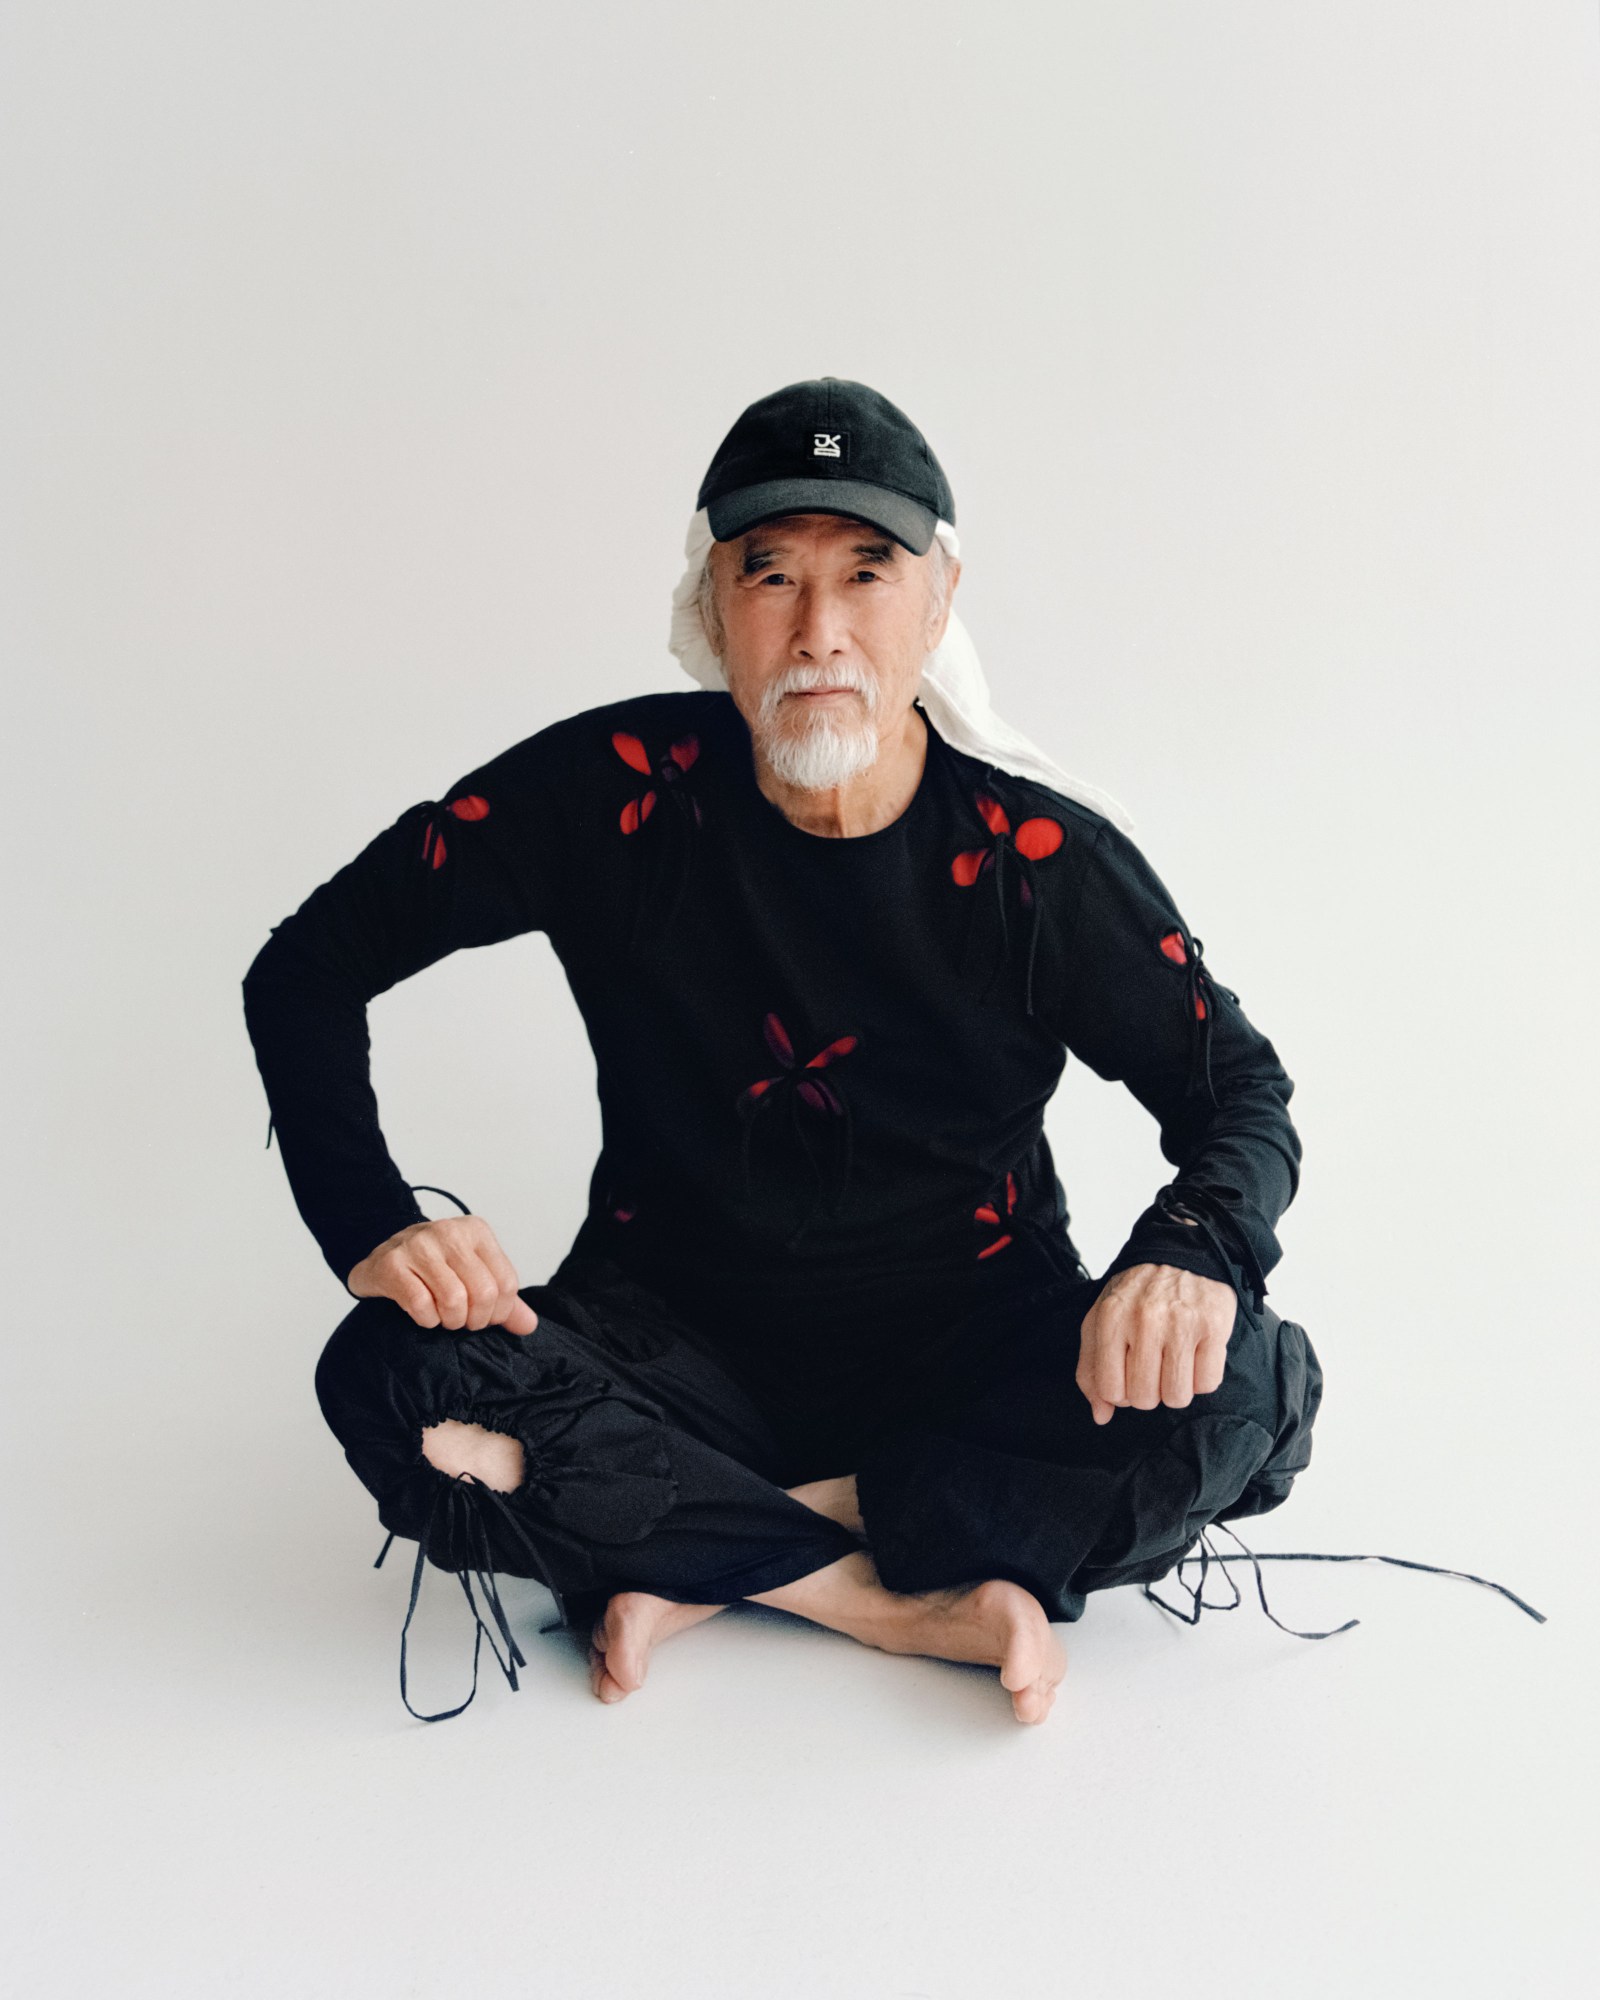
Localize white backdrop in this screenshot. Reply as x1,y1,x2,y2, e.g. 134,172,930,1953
5,4,1596,1996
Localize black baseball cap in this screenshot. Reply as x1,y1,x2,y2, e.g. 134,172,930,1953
696,377,955,556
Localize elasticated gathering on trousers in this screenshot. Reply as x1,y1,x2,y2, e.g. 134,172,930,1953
313,1223,1323,1660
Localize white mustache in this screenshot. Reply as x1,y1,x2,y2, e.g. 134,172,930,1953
760,665,877,718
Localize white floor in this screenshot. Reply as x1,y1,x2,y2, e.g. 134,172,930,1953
8,1257,1589,1999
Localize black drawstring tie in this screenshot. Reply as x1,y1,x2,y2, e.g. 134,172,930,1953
375,1467,571,1724
1180,932,1224,1107
959,773,1054,1020
736,1017,860,1249
977,829,1048,1019
622,741,703,959
1153,1178,1270,1331
407,1182,473,1219
738,1070,857,1251
1144,1516,1546,1638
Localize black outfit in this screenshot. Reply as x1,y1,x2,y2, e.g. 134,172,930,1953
243,690,1323,1701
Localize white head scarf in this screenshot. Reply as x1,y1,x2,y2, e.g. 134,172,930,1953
666,506,1136,834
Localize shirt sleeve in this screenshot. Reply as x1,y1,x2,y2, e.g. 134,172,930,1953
241,740,552,1291
1043,816,1302,1307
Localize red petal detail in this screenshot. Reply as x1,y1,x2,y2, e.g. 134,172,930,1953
669,735,699,771
620,798,640,834
1194,994,1208,1020
612,730,651,774
740,1078,773,1106
1159,930,1188,966
795,1078,830,1113
613,1205,636,1223
639,788,657,822
762,1013,795,1065
421,823,434,862
807,1034,858,1068
1014,817,1062,860
977,1234,1014,1260
976,792,1010,836
430,829,447,869
951,849,987,887
974,1204,1000,1226
1005,1172,1018,1213
449,793,490,821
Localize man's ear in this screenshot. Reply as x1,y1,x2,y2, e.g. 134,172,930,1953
926,556,961,650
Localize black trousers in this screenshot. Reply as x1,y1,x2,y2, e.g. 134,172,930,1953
313,1222,1323,1639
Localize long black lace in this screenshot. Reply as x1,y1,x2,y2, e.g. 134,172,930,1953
737,1070,857,1251
970,770,1049,1020
407,1182,473,1218
625,762,702,958
1145,1516,1546,1637
1177,931,1227,1108
374,1472,570,1723
1152,1178,1269,1331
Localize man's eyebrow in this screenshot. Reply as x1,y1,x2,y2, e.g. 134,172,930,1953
738,536,899,575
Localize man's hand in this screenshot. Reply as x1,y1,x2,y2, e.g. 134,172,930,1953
347,1215,539,1335
1076,1262,1237,1424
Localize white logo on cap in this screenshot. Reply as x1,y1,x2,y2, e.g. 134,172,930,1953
812,432,842,458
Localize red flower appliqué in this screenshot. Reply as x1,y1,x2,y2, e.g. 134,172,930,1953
612,730,701,835
974,1171,1018,1258
1154,924,1239,1106
420,793,491,871
738,1012,859,1116
1158,929,1209,1018
950,792,1063,904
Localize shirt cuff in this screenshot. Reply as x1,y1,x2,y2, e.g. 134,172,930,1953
318,1196,428,1297
1102,1208,1238,1290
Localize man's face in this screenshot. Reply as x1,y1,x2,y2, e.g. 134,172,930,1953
707,512,956,792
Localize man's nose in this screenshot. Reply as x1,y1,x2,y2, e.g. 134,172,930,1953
790,583,850,660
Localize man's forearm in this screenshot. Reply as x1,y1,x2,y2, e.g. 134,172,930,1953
243,934,426,1287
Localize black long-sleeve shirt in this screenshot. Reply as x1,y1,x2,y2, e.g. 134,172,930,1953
242,689,1300,1367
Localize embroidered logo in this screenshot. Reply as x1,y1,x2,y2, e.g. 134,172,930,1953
811,431,845,458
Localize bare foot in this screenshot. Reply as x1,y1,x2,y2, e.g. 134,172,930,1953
587,1592,728,1704
587,1476,866,1703
753,1553,1067,1725
887,1578,1068,1725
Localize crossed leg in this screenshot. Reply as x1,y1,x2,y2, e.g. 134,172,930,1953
423,1419,1068,1730
582,1471,1064,1726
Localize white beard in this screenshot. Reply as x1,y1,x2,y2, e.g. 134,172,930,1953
754,667,881,792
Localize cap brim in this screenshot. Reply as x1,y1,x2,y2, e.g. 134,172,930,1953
706,479,938,556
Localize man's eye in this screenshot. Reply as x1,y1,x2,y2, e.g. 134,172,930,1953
854,570,881,583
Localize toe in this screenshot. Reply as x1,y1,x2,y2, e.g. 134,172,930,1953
589,1650,629,1704
1012,1678,1055,1725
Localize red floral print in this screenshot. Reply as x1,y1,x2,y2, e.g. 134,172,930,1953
739,1012,859,1116
613,730,702,835
950,791,1063,904
974,1170,1018,1258
420,794,491,871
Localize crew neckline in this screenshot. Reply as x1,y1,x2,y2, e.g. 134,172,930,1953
734,699,943,852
